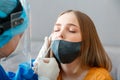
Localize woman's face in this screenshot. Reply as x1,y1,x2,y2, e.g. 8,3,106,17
52,12,82,42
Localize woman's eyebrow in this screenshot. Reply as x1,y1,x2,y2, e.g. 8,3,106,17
55,23,61,26
67,23,79,28
55,23,79,28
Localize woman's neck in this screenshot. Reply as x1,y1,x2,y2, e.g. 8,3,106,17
61,58,84,79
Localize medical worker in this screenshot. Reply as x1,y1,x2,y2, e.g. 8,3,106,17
0,0,60,80
0,0,37,79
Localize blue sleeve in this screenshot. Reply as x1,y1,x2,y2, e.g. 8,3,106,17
0,65,10,80
13,59,38,80
0,59,38,80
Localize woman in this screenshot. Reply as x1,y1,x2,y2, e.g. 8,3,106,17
34,9,113,80
48,10,113,80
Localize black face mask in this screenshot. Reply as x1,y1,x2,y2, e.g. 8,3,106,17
51,40,81,64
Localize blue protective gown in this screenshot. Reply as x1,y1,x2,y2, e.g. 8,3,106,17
0,60,38,80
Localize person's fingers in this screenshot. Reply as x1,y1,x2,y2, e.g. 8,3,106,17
33,59,43,73
49,33,56,41
32,62,39,73
44,36,49,43
42,58,57,64
49,58,58,65
38,58,57,64
44,36,49,48
43,58,50,63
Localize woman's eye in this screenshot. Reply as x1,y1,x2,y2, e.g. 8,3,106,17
54,29,60,32
69,30,76,33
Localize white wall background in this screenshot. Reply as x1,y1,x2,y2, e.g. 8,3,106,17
28,0,120,46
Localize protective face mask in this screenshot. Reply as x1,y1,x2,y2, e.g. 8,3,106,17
51,40,81,64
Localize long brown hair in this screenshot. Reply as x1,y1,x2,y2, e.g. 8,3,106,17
47,10,112,80
58,10,112,71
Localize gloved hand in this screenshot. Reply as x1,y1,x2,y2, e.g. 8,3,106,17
34,36,51,64
14,61,38,80
2,60,38,80
34,58,60,80
33,36,60,80
16,62,34,79
33,36,51,73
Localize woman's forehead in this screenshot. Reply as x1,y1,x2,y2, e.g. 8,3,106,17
56,12,79,26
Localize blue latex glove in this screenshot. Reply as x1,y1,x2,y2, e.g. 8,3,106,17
0,59,38,80
13,59,38,80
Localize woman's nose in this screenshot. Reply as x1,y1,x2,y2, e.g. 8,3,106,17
54,30,65,40
58,28,65,39
57,32,64,39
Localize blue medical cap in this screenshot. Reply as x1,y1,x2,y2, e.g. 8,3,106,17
0,0,29,48
0,0,17,18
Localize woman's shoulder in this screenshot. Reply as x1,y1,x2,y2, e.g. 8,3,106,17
88,67,110,75
84,67,113,80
